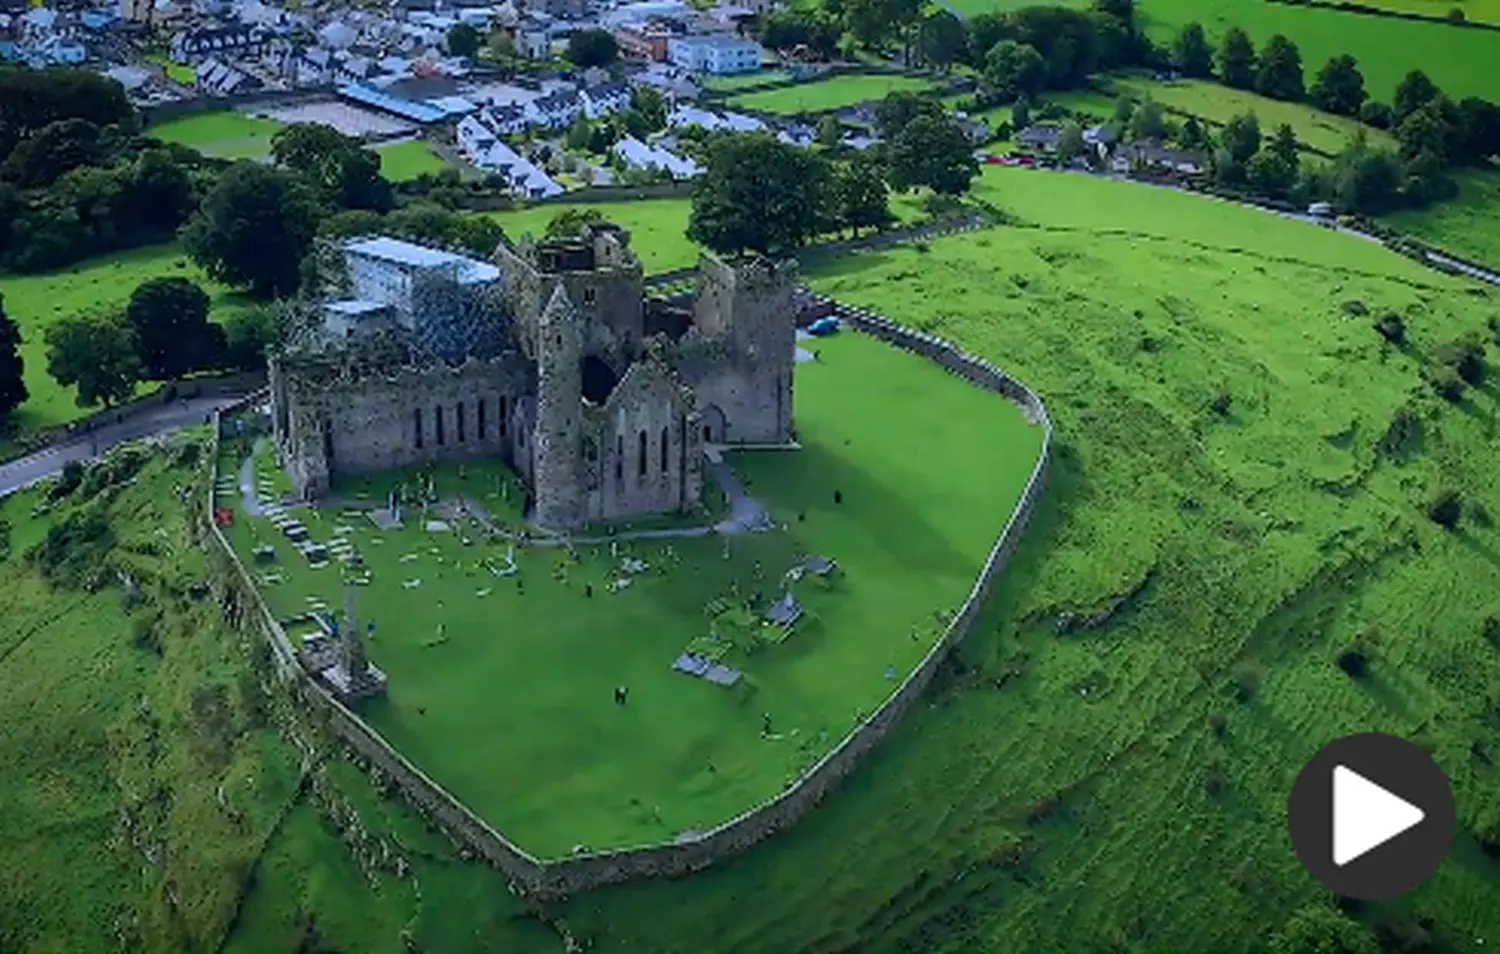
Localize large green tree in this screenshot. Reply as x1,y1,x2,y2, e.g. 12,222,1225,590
1172,22,1214,78
0,294,26,422
874,91,944,139
1217,27,1256,90
1222,112,1262,163
123,277,226,381
1310,55,1366,116
1268,903,1378,954
835,152,894,234
45,311,142,408
269,122,390,212
0,67,134,163
886,114,978,195
183,162,321,298
0,118,106,189
568,29,618,67
1254,34,1303,102
917,10,968,70
1393,69,1441,124
983,40,1048,103
1247,123,1300,197
446,22,481,57
687,134,834,257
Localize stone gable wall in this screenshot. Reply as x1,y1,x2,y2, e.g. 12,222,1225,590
205,295,1051,901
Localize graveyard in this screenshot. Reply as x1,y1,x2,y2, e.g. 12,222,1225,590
213,331,1045,856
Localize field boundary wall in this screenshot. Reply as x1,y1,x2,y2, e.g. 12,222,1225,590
201,298,1052,901
1263,0,1500,31
141,89,337,125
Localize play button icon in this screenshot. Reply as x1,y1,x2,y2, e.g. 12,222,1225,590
1288,733,1455,900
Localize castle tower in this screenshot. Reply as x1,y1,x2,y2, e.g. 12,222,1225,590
531,284,586,529
691,254,799,444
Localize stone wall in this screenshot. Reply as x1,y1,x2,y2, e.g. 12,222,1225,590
202,297,1052,901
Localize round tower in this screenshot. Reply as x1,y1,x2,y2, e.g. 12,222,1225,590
531,283,586,528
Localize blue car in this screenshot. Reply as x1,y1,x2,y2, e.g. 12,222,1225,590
807,317,841,337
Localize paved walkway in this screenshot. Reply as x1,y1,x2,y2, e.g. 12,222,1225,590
0,395,248,499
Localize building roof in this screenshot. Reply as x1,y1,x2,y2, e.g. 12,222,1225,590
670,32,758,50
344,237,502,283
763,592,802,626
326,299,390,315
1016,124,1061,146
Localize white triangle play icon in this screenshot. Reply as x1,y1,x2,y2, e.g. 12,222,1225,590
1333,765,1426,866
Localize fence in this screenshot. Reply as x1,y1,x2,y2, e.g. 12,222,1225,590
202,304,1051,900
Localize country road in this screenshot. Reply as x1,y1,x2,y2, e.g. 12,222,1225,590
0,395,248,499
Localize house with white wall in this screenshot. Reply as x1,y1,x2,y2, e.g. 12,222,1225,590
665,33,759,74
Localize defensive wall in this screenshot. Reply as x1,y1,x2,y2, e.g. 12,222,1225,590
202,297,1053,900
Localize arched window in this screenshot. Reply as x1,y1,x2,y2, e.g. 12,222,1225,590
637,430,647,478
659,426,668,474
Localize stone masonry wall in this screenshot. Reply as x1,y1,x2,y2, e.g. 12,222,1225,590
204,297,1052,901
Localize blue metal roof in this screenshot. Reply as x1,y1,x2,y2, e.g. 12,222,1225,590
336,84,446,124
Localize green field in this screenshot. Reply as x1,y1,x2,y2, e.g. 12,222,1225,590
1112,75,1398,154
1386,167,1500,265
1293,0,1500,24
530,171,1500,952
218,331,1043,855
148,110,286,160
704,68,797,91
373,139,449,181
1136,0,1500,101
0,245,245,435
729,73,938,114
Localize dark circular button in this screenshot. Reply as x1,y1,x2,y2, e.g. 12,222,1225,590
1287,732,1455,901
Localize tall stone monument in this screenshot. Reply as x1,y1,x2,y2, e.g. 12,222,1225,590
323,584,388,702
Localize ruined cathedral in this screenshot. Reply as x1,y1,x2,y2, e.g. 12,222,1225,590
268,222,798,529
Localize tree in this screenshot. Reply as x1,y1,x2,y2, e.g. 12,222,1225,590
1218,27,1256,90
1396,97,1460,164
631,85,667,132
1269,904,1378,954
874,91,943,139
1248,124,1299,196
568,29,618,68
565,114,592,151
886,114,978,195
123,277,225,381
1428,489,1464,530
1172,22,1214,78
0,118,105,189
446,22,481,57
687,134,834,257
1011,98,1032,133
222,303,285,372
966,13,1010,68
0,294,26,422
545,207,606,240
1330,136,1404,214
1359,101,1393,129
841,0,923,53
1310,55,1366,116
1178,114,1207,150
1222,112,1262,163
1393,69,1441,124
1255,34,1303,101
817,114,844,147
269,122,391,212
917,10,967,70
182,162,320,298
45,311,142,408
983,41,1048,104
835,152,893,234
1456,96,1500,163
487,30,517,61
0,67,134,162
1092,0,1133,26
1056,120,1087,161
1127,99,1166,141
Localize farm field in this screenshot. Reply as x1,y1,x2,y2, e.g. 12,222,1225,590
216,330,1044,856
728,73,938,114
1386,167,1500,265
0,244,246,436
1111,76,1397,154
1136,0,1499,101
1293,0,1500,24
530,172,1500,952
147,110,285,159
373,139,448,181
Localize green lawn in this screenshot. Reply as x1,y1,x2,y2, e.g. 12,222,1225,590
374,139,449,182
1136,0,1500,102
148,110,285,160
1111,75,1397,154
145,52,196,85
0,244,248,435
1386,167,1500,266
217,331,1043,857
540,173,1500,952
703,68,796,92
728,74,938,114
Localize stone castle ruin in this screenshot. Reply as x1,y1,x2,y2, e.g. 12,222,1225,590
268,223,798,528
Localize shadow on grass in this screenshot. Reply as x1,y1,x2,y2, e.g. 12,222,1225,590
1455,529,1500,573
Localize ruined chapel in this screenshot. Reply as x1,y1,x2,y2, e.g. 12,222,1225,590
268,222,799,529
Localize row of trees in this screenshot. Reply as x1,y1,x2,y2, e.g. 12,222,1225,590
685,109,978,258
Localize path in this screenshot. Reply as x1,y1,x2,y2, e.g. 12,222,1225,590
239,438,271,517
0,395,247,499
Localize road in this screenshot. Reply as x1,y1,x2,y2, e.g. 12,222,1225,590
0,395,249,499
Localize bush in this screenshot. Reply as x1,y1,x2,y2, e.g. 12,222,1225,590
1210,388,1232,416
1425,363,1467,402
1375,405,1422,459
1231,661,1262,702
48,460,86,502
27,507,116,588
1427,488,1463,530
1373,311,1406,344
130,613,162,655
1435,333,1487,386
1209,712,1228,736
1483,615,1500,648
1337,642,1371,678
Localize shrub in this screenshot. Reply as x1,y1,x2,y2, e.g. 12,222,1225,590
1425,363,1467,402
48,460,85,502
1231,661,1262,702
1337,642,1371,678
1483,615,1500,648
1448,6,1466,22
1373,311,1406,344
1375,405,1422,459
1427,488,1463,530
1205,769,1225,797
131,614,162,655
1209,712,1228,736
1435,333,1487,386
1209,388,1232,416
27,508,116,588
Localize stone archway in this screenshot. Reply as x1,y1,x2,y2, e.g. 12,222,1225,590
700,403,727,444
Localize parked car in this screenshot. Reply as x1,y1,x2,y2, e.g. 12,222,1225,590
807,316,841,337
